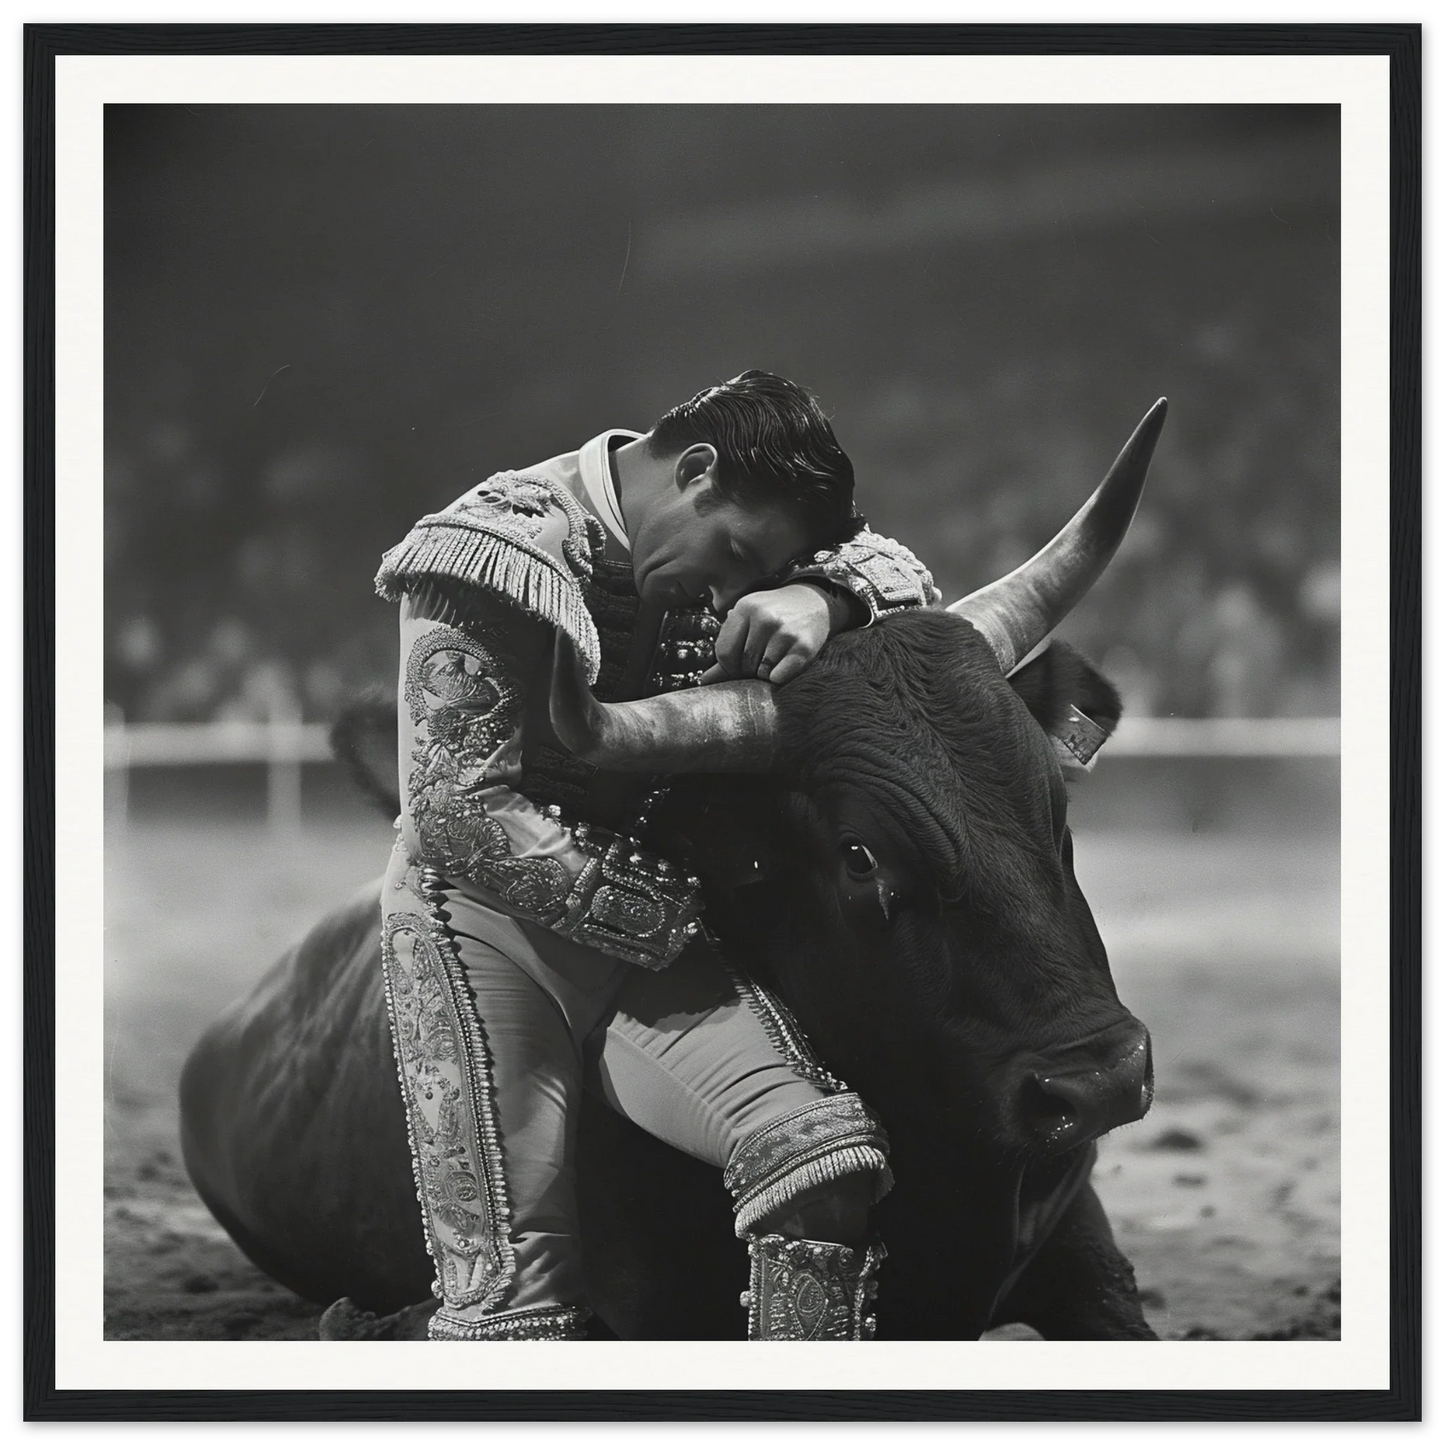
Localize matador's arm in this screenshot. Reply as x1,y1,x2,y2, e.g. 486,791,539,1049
378,472,702,970
781,524,942,626
703,524,942,683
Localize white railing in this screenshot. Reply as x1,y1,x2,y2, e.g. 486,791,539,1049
101,712,1340,836
104,719,335,769
104,706,320,834
102,714,1343,771
1108,716,1340,758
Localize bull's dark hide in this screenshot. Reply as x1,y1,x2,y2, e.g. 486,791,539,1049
181,612,1156,1340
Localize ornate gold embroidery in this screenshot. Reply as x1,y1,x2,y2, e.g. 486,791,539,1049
458,476,557,533
725,1093,893,1235
742,1234,884,1340
380,856,515,1312
429,1304,592,1341
554,824,703,969
785,527,937,623
405,624,573,919
649,606,721,693
404,624,702,965
727,964,846,1093
404,623,520,750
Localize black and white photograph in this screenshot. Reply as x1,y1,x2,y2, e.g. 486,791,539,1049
101,92,1341,1340
28,29,1415,1419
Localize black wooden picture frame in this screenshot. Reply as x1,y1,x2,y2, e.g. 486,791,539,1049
23,21,1420,1423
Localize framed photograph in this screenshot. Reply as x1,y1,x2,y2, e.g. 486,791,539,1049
24,21,1420,1423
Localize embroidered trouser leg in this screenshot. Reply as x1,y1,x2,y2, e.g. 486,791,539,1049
381,849,890,1340
591,961,891,1340
586,950,829,1169
417,884,628,1340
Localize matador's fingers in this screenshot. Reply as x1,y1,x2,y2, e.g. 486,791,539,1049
761,646,811,687
711,609,749,677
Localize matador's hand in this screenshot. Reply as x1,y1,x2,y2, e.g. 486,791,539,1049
700,583,859,687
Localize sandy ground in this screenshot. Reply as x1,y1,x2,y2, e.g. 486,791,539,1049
102,810,1340,1343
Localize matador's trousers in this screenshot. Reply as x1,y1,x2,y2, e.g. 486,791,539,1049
379,838,891,1341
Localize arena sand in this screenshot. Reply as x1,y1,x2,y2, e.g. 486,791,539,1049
100,817,1340,1342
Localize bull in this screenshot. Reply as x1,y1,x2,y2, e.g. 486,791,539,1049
180,401,1168,1341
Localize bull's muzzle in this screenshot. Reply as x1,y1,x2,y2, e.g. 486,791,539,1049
1023,1018,1154,1153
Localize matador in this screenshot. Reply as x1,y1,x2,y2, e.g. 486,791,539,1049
374,372,939,1341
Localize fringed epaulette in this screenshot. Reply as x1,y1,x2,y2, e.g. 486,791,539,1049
376,471,606,684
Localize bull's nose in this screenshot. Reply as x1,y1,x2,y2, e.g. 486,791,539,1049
1025,1022,1153,1152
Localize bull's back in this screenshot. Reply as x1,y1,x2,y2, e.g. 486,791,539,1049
178,881,432,1312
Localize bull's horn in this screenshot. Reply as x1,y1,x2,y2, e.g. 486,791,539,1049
548,635,780,773
948,398,1167,675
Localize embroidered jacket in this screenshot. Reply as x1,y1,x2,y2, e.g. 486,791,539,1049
377,449,937,970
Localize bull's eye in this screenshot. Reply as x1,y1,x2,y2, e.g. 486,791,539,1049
842,841,878,879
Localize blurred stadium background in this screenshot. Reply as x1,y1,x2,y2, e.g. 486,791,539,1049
105,103,1338,733
102,103,1341,1341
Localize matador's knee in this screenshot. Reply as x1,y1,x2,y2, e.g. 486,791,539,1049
725,1094,891,1340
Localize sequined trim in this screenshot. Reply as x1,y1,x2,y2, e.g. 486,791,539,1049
379,856,515,1312
583,555,643,702
548,814,704,970
741,1234,885,1340
727,965,846,1093
785,527,937,625
649,605,720,693
520,584,718,816
429,1303,592,1342
726,1094,893,1235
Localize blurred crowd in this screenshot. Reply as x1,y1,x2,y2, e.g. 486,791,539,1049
103,369,1340,726
104,103,1340,726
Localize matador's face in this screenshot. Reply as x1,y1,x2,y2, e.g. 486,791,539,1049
629,482,813,617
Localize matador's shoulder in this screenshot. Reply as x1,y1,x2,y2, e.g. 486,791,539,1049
785,525,940,623
376,471,607,682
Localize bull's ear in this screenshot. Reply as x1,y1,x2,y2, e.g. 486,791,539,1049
1008,641,1122,772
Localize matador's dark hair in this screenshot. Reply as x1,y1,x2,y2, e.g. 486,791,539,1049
647,370,860,549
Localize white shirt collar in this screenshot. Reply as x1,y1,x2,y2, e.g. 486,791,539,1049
577,429,640,552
